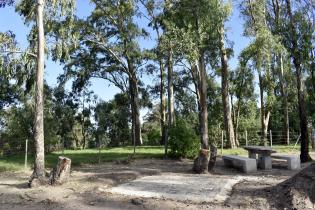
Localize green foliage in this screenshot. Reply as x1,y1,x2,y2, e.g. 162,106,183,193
168,119,199,158
0,31,35,109
145,128,160,146
95,93,131,146
0,146,164,171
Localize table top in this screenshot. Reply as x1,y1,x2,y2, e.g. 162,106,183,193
243,146,276,153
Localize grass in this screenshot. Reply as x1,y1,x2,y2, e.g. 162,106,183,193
0,145,303,172
0,146,164,172
221,145,301,156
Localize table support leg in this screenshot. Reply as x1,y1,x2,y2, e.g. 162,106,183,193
248,151,256,159
258,155,272,170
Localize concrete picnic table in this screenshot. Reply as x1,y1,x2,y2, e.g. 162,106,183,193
243,146,276,170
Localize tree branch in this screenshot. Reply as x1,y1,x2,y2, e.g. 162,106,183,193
0,50,37,58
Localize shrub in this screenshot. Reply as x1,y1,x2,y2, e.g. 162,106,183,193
168,119,199,158
147,128,161,146
3,143,11,156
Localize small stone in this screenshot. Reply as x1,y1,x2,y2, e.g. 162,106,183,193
131,198,143,205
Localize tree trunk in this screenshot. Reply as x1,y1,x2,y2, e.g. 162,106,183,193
193,57,210,173
219,26,236,149
49,156,71,185
32,0,45,181
278,55,290,145
160,60,167,145
165,47,174,157
310,49,315,95
259,73,268,146
285,0,311,162
235,101,241,146
129,75,142,146
81,95,86,149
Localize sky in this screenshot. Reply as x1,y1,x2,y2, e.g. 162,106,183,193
0,0,251,104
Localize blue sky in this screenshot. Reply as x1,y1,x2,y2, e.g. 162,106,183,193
0,0,251,103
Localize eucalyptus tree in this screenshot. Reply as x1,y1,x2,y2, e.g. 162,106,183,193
139,0,167,146
52,87,78,150
63,0,150,146
0,0,13,7
72,88,96,149
15,0,76,183
230,64,255,144
283,0,312,162
0,31,32,108
218,3,236,149
266,0,289,144
240,0,280,146
167,0,234,172
95,93,130,146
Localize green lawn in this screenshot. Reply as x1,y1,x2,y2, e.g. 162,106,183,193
0,145,301,172
221,145,301,156
0,146,164,172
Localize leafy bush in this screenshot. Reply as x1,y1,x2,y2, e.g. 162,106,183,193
3,143,11,156
168,119,199,158
146,128,161,146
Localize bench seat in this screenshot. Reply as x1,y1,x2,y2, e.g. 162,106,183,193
271,154,300,170
222,155,257,173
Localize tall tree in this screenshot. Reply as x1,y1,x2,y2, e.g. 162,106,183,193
268,0,290,145
167,0,230,172
284,0,312,162
241,0,278,146
219,25,236,148
140,0,167,147
32,0,45,179
16,0,76,183
63,0,148,146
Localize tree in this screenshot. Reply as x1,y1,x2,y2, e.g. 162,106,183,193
267,0,290,145
284,0,312,162
167,0,231,172
72,88,96,149
0,31,35,109
63,0,150,146
0,0,14,7
241,0,278,146
95,93,130,146
219,24,236,148
16,0,76,184
52,87,78,150
140,0,167,146
230,64,255,144
31,0,45,180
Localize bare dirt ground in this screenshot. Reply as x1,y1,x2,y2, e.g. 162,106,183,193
0,153,314,210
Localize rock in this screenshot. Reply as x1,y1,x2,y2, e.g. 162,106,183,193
131,198,143,205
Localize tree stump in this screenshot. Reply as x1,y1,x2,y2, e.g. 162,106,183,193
208,144,217,171
49,156,71,185
193,149,210,173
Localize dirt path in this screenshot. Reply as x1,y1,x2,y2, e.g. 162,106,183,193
0,157,314,210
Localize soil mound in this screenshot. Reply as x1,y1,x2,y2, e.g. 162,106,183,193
272,163,315,209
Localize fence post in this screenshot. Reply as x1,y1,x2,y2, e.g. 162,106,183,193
24,139,28,170
312,128,315,151
270,130,273,147
98,139,102,165
62,138,65,155
245,130,248,146
221,130,224,155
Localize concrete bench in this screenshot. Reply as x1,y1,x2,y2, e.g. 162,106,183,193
222,155,257,173
271,154,300,170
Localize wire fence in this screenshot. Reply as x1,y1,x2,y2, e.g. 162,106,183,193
218,130,304,149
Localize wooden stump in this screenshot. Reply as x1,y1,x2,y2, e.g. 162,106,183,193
193,149,210,173
49,156,71,185
208,145,217,171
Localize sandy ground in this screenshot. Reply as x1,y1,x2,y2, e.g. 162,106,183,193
0,154,314,210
